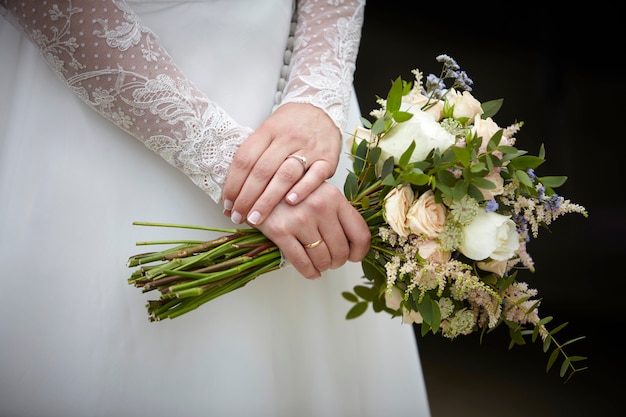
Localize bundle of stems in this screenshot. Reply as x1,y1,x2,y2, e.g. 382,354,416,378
127,221,281,321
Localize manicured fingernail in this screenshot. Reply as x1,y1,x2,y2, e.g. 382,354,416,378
223,199,233,211
247,210,261,225
230,210,242,224
286,192,298,203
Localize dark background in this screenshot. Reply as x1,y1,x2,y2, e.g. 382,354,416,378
353,2,624,416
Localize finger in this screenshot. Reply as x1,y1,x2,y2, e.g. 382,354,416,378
301,235,332,273
244,155,308,225
338,201,371,262
222,132,273,216
284,160,335,205
277,235,321,279
227,141,290,224
316,218,350,270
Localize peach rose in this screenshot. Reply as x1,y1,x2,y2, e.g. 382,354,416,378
480,172,505,200
407,190,447,237
385,286,423,324
416,238,451,264
447,89,483,120
477,259,509,277
402,93,444,121
383,184,413,237
471,115,503,154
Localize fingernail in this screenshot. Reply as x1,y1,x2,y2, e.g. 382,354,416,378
247,210,261,225
223,199,233,211
286,192,298,203
230,210,242,224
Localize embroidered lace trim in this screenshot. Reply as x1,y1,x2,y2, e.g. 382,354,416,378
1,0,365,202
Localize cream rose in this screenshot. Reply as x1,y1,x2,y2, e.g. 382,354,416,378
477,259,509,277
383,184,413,237
379,105,455,164
407,190,447,237
471,115,503,154
459,211,520,261
385,286,423,324
416,238,451,264
402,92,444,121
480,172,505,200
446,89,483,120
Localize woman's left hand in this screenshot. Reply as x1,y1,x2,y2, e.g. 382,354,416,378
255,182,370,279
222,102,341,226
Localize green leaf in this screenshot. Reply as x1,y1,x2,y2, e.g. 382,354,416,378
430,299,441,333
403,171,430,186
342,291,358,303
381,156,395,179
540,175,568,188
393,110,413,123
386,77,403,114
452,180,466,201
481,98,503,118
436,169,457,187
399,141,416,167
560,357,571,377
516,169,534,188
371,117,386,136
354,285,374,301
509,155,544,170
471,176,496,190
546,348,560,371
344,172,359,201
453,146,470,167
346,302,368,319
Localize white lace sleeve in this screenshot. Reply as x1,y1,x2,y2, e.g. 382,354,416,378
0,0,251,203
276,0,365,133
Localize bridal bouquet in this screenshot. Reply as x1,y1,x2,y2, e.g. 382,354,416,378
127,55,588,381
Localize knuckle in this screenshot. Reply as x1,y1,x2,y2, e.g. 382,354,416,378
276,167,300,184
250,160,274,180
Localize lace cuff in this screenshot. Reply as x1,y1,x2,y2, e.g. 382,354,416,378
277,0,365,133
0,0,250,203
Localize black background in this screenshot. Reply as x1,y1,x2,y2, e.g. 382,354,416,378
353,2,623,416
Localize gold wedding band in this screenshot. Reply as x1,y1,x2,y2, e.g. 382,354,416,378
287,154,307,172
303,238,323,249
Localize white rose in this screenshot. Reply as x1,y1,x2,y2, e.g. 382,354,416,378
407,190,447,237
459,211,520,261
379,105,455,164
383,184,413,237
447,89,483,120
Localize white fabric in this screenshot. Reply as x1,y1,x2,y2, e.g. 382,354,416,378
0,1,431,417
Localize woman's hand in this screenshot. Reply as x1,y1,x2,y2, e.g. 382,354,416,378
222,102,342,226
255,182,370,279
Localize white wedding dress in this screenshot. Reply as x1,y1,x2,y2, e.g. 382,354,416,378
0,1,431,416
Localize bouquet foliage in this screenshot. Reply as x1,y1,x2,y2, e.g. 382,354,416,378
127,55,588,381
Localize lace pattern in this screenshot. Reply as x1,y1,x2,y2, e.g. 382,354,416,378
1,0,364,201
278,0,365,132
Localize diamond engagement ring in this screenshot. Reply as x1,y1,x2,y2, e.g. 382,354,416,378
287,154,307,172
303,238,323,249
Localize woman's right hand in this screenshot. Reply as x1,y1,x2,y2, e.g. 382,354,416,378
255,182,370,279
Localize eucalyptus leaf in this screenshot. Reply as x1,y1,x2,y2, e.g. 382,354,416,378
540,175,568,188
481,98,503,118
